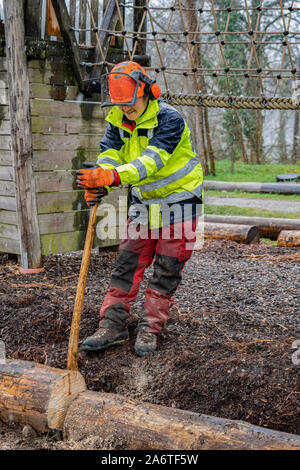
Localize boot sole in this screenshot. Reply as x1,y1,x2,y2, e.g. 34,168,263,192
82,337,129,352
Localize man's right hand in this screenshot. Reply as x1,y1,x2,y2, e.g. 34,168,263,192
84,187,107,207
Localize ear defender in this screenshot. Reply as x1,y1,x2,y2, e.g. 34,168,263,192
137,72,161,100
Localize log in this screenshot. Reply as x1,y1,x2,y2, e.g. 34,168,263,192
204,215,300,240
1,361,300,449
0,360,86,432
204,180,300,195
63,390,300,450
277,230,300,248
204,222,259,244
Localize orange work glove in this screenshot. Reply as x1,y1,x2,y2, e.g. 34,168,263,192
84,187,107,207
76,167,114,189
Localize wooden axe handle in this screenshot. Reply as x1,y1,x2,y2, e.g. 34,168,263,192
67,203,99,370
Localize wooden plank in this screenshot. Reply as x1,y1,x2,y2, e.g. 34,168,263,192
0,166,14,181
0,58,7,72
0,105,10,121
0,210,18,225
36,187,127,214
28,67,76,86
30,83,80,101
37,190,85,214
0,196,17,211
0,223,19,240
0,89,9,105
50,0,86,92
41,228,121,254
0,237,20,254
31,115,106,135
0,181,15,197
32,134,102,151
31,98,106,119
27,58,73,72
32,150,99,171
0,121,12,134
0,72,7,88
35,171,75,192
3,0,42,268
0,136,11,150
91,0,99,46
0,151,13,166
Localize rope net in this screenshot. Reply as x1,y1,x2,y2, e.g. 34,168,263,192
77,0,300,109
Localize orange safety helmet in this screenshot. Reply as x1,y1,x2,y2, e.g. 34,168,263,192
100,61,161,107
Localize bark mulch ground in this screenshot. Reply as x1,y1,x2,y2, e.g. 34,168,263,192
0,239,299,450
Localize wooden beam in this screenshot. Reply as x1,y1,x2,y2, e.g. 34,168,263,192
3,0,42,268
204,222,260,244
50,0,86,92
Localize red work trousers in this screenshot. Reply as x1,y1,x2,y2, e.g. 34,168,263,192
100,218,197,334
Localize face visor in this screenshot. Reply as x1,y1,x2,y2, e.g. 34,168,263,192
100,70,145,107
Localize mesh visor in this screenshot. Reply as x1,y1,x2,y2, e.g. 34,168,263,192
100,72,140,107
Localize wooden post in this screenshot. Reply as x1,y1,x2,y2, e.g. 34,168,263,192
4,0,42,269
24,0,44,37
133,0,147,57
51,0,86,92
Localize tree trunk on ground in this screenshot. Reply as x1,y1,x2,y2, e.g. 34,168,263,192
277,230,300,248
63,390,300,449
204,214,300,240
204,222,260,244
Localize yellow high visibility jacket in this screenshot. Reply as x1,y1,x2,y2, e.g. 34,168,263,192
96,98,203,227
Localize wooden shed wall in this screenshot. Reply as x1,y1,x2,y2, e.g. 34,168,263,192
0,50,127,256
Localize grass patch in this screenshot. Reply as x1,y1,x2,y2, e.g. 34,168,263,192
204,204,300,220
204,159,300,183
205,189,300,201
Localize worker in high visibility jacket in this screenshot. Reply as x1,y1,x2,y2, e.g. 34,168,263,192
77,61,203,356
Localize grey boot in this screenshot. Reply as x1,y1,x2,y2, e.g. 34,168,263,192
82,324,129,351
134,328,157,356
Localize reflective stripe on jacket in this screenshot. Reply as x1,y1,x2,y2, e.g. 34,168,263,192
96,98,203,227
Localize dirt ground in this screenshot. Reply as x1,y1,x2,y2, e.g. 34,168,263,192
0,239,299,450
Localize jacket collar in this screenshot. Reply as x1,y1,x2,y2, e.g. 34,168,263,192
105,99,159,131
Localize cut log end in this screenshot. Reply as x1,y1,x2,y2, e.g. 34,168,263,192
0,360,86,432
277,230,300,248
204,222,260,244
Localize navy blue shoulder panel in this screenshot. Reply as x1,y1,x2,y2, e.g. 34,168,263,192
100,122,124,152
148,100,185,154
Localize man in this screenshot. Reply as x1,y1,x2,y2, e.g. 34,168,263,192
77,61,203,356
